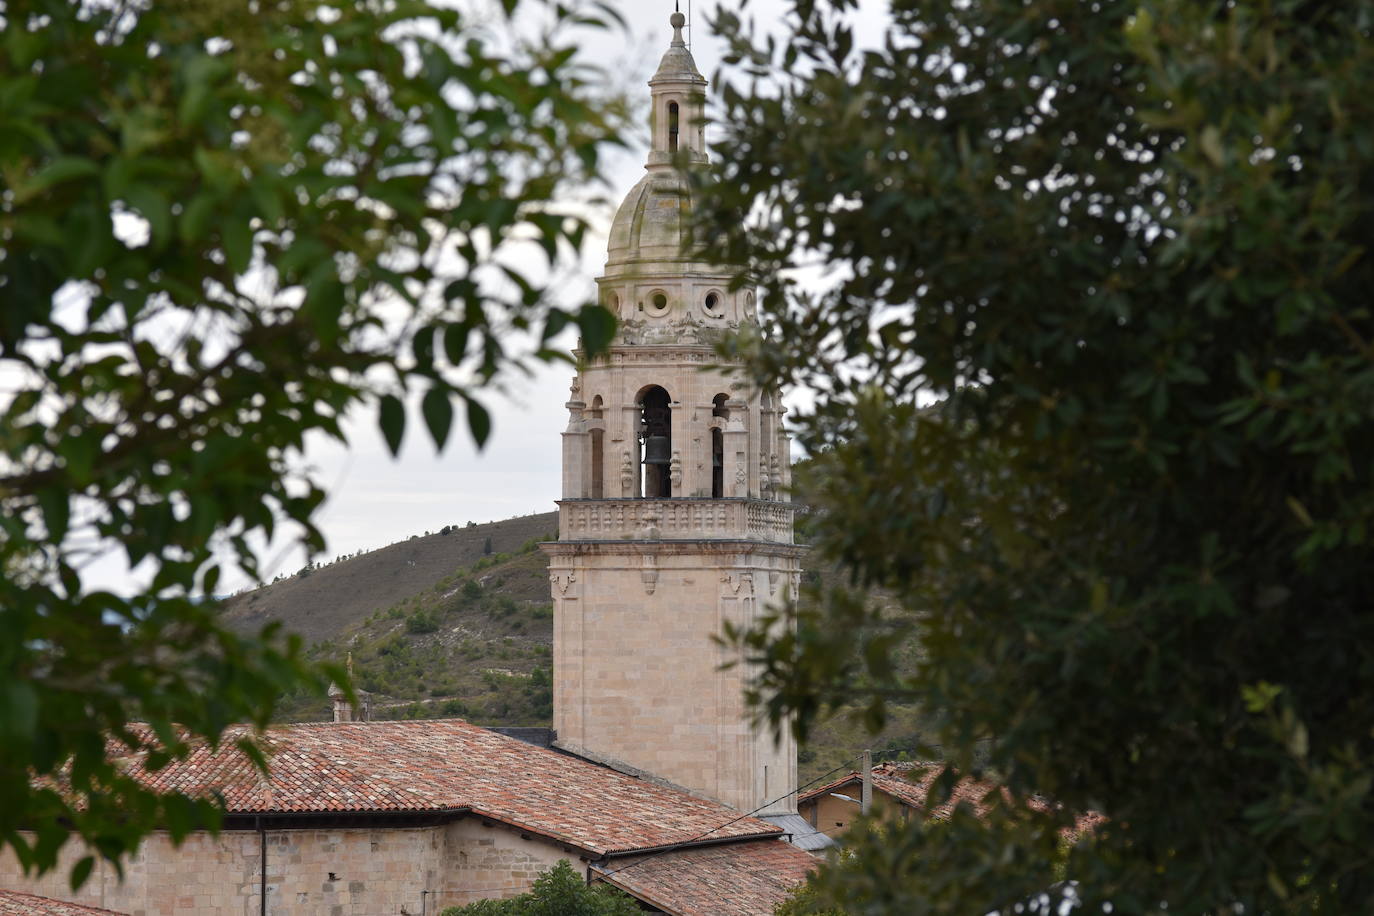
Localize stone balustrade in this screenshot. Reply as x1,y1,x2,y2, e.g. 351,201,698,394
558,498,794,544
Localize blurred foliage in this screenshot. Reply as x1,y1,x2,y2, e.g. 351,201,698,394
0,0,625,884
440,859,642,916
702,0,1374,912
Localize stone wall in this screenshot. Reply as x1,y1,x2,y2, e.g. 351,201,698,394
0,820,575,915
546,539,803,815
430,818,571,910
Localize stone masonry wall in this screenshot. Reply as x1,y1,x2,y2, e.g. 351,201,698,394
431,818,572,910
548,541,801,815
0,820,574,915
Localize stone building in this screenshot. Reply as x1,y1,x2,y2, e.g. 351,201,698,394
0,720,816,915
542,8,805,817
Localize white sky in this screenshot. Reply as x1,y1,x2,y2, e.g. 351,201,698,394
77,0,890,594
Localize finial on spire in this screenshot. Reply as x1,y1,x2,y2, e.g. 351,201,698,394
670,6,686,47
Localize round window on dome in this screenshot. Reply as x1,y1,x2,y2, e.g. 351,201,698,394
646,291,670,317
703,291,723,317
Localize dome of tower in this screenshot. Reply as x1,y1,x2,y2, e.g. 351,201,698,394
650,16,703,85
605,171,694,270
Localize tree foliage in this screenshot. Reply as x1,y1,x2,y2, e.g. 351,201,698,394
701,0,1374,912
440,859,642,916
0,0,624,882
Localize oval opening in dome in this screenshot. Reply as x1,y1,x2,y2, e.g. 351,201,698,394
704,292,720,314
652,293,668,312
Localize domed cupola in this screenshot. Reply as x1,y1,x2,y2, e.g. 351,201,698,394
604,7,708,275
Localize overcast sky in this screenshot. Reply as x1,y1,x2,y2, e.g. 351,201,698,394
77,0,890,594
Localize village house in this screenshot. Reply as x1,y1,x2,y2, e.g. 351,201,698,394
800,761,1104,844
1,719,816,915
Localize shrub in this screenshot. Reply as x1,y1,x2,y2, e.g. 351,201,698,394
406,611,440,635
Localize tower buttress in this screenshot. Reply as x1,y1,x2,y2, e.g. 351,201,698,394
541,12,802,815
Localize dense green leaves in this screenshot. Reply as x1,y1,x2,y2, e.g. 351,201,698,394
701,0,1374,912
0,0,624,883
440,860,642,916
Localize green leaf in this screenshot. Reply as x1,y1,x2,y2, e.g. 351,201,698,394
124,185,172,251
422,386,454,451
378,394,405,456
222,217,254,275
444,323,469,366
22,156,99,198
576,305,617,355
541,308,570,342
466,397,491,448
70,856,95,891
0,681,38,743
37,487,70,542
178,193,217,244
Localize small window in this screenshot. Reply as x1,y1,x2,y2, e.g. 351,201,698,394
668,101,680,152
704,292,720,314
646,291,670,317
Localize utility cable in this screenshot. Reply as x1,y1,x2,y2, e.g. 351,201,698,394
597,751,872,880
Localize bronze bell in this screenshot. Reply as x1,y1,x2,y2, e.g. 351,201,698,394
643,435,671,466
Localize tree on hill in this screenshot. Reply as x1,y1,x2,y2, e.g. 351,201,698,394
0,0,624,882
699,0,1374,912
440,860,642,916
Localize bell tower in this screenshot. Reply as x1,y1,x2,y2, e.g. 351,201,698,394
542,10,804,815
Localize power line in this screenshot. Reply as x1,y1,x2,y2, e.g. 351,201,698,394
597,751,871,880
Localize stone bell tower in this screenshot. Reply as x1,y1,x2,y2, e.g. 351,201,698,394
541,10,804,815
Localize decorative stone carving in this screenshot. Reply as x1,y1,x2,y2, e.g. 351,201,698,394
721,571,755,597
669,450,683,491
641,554,659,595
620,449,635,496
551,571,577,595
640,504,662,540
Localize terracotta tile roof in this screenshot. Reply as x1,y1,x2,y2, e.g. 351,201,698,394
0,890,127,915
800,762,1102,834
123,719,780,856
592,838,818,916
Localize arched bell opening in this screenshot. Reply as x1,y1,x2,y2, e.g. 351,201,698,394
668,101,680,153
587,395,605,499
711,428,724,498
638,385,672,498
711,394,729,499
590,428,604,499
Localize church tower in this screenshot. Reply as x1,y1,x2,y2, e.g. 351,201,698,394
541,11,804,815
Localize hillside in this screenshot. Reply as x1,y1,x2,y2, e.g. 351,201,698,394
220,512,557,646
223,510,927,784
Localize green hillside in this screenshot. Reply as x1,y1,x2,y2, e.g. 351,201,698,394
224,512,926,784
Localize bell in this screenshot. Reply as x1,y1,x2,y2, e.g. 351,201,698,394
643,435,671,466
